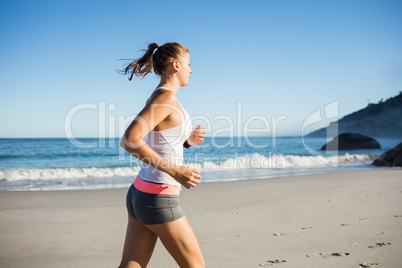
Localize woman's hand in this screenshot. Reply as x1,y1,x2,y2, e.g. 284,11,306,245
187,124,205,146
170,166,201,189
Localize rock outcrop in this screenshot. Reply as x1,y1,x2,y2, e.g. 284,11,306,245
321,133,381,151
307,92,402,138
372,142,402,167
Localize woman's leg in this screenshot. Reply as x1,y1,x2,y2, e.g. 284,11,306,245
118,213,158,268
146,216,205,268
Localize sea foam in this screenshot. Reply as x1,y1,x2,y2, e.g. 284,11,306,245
0,153,375,182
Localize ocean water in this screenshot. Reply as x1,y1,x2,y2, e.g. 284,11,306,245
0,137,399,191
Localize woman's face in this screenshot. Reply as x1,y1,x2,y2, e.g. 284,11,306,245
177,52,192,86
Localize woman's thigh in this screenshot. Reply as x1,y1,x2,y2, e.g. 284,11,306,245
119,213,158,268
146,216,205,268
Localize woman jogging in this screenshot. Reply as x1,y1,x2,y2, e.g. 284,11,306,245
118,42,206,268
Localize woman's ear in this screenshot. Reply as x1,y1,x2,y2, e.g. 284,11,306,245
172,59,180,72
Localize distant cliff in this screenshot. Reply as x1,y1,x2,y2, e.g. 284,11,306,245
306,92,402,138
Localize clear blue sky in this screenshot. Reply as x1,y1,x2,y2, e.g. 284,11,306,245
1,0,401,138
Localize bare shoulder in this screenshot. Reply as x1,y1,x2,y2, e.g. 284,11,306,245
146,89,177,106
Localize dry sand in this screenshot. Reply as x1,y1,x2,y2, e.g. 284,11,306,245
0,169,401,267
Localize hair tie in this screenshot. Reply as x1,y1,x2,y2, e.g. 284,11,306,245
153,45,160,54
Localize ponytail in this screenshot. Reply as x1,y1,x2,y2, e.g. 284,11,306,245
122,42,188,81
124,43,159,80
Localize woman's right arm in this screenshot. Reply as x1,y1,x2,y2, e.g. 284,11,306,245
120,91,201,189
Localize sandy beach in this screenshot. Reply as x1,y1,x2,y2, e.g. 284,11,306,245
0,169,401,268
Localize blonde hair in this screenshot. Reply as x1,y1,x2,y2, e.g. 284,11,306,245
123,42,188,80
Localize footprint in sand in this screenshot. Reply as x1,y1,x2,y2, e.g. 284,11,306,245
317,252,350,258
359,263,379,267
259,260,286,266
268,260,286,263
272,233,286,236
301,226,312,230
368,242,391,248
375,232,385,235
331,252,350,257
358,217,367,221
340,223,350,226
394,215,402,218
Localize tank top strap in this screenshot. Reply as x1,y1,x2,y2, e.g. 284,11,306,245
154,86,170,92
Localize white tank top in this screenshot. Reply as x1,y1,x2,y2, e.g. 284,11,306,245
137,87,192,188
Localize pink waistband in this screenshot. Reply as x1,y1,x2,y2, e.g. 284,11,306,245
133,176,180,196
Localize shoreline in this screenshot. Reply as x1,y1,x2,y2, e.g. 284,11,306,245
0,163,393,192
1,170,401,267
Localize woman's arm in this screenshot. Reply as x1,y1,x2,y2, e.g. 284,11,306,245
186,124,206,146
120,91,201,189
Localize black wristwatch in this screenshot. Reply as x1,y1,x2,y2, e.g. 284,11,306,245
183,140,191,149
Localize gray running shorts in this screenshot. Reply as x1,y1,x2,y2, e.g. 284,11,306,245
126,184,184,225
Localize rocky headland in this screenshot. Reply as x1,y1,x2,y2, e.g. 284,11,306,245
307,92,402,138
